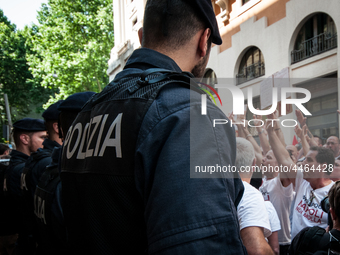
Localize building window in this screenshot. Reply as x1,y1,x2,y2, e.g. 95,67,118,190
236,47,265,85
244,96,261,139
291,13,337,64
201,68,218,94
242,0,251,5
304,93,338,143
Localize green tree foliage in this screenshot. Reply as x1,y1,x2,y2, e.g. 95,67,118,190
0,10,52,124
28,0,114,105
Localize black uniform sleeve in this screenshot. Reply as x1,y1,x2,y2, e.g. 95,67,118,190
135,87,246,254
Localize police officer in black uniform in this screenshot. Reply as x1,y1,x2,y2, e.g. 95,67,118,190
0,153,17,255
61,0,246,254
34,92,95,255
22,100,64,197
4,118,47,255
20,101,63,254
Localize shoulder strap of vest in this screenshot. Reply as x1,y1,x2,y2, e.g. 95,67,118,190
130,68,207,123
3,159,24,195
134,68,203,94
33,149,52,161
21,149,52,191
115,68,204,96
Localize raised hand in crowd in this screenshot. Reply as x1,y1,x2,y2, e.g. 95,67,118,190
272,110,286,147
294,124,309,157
305,131,318,148
253,112,270,156
266,114,297,186
295,109,307,127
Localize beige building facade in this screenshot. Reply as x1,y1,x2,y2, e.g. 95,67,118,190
107,0,339,144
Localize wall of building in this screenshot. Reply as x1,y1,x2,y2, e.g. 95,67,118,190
207,0,339,144
107,0,339,143
107,0,145,81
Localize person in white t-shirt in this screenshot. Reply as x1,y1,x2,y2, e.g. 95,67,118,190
267,122,335,240
236,137,275,255
236,119,294,255
265,200,281,254
260,171,294,248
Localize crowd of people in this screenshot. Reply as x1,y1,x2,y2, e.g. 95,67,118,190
1,0,340,254
233,108,340,255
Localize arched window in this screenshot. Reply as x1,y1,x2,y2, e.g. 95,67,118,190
236,47,265,85
291,13,337,64
203,69,217,87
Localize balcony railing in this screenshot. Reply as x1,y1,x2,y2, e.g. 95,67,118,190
291,32,337,64
236,62,265,85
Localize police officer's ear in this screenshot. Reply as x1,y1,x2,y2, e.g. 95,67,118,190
53,122,59,135
198,28,211,58
138,27,143,46
20,134,30,145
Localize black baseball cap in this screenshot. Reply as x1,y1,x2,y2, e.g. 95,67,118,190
42,100,64,121
13,118,46,132
185,0,222,45
58,92,95,112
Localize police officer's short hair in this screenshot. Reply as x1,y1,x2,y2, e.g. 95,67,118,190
43,100,64,137
143,0,209,50
44,120,55,137
57,92,95,138
13,130,33,147
59,112,77,138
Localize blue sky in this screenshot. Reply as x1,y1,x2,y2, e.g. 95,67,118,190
0,0,48,29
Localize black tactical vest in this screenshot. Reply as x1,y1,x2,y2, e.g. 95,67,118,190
20,149,52,248
3,154,28,237
61,69,204,254
21,148,51,195
0,158,15,235
34,148,67,255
